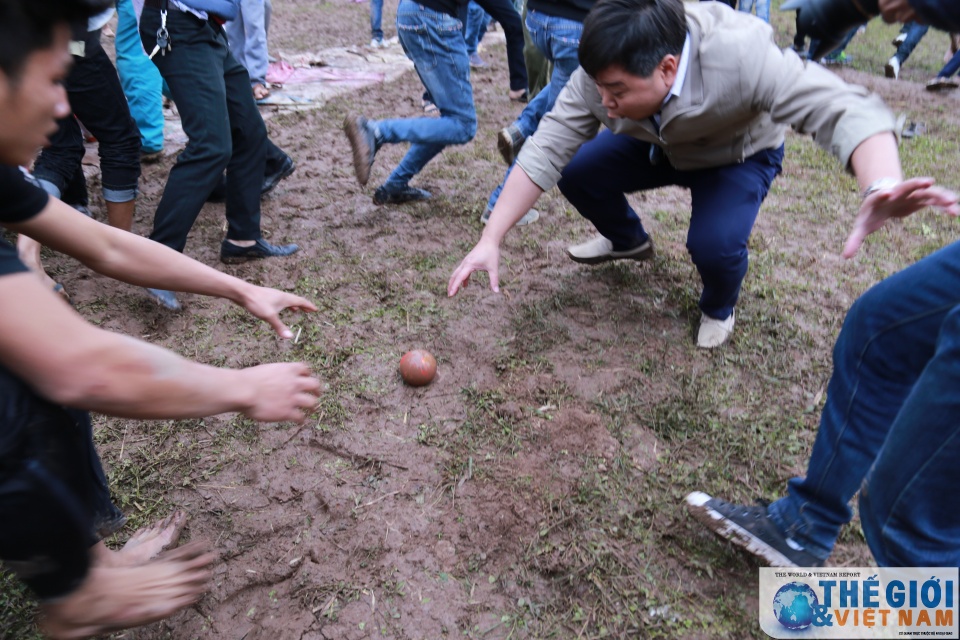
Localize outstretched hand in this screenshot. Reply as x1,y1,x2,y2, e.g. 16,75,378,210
843,177,960,259
447,240,501,296
241,362,321,423
238,286,318,338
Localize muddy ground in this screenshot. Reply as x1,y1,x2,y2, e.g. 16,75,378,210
7,2,960,639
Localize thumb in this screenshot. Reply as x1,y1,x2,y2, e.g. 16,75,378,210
489,263,500,293
267,316,293,339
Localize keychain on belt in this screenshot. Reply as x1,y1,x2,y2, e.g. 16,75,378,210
148,0,172,59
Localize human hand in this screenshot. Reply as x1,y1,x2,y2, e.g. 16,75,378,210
878,0,918,24
843,177,960,259
238,286,318,339
447,240,501,296
239,362,321,423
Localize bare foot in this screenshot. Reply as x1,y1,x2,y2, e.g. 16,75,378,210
95,511,188,568
253,83,271,101
40,542,215,640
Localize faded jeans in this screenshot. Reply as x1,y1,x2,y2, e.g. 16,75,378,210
225,0,272,86
486,9,582,211
374,0,476,187
739,0,769,23
768,241,960,566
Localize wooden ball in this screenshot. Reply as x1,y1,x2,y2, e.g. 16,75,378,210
399,350,437,386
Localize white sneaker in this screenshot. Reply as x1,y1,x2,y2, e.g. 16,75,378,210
697,311,735,349
566,234,654,265
481,207,539,227
885,56,900,79
370,38,384,49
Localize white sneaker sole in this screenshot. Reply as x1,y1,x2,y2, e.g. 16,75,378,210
684,491,797,567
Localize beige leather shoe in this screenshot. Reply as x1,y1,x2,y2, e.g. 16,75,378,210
697,311,735,349
566,235,654,265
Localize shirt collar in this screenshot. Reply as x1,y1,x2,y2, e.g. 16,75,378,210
663,33,691,107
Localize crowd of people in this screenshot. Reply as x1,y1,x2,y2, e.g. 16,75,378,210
1,0,959,636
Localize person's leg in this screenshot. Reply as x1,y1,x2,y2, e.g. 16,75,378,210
859,307,960,567
738,0,756,17
684,145,782,321
558,130,680,250
375,0,476,188
756,0,769,22
240,0,270,87
370,0,385,41
141,9,233,253
474,0,528,94
115,0,165,154
32,115,85,200
218,25,268,245
67,30,141,232
937,47,960,78
767,241,960,561
894,21,929,65
464,2,488,57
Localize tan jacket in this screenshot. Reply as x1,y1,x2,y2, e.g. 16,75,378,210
517,2,895,192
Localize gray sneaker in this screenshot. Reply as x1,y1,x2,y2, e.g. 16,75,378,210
685,492,825,567
497,124,525,166
566,234,654,265
481,207,539,227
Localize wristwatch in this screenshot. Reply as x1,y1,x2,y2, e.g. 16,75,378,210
861,177,899,200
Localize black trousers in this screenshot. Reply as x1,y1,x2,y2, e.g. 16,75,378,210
141,8,266,252
473,0,528,92
33,28,142,204
0,368,124,600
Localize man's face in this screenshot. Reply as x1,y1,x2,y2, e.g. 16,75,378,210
593,57,678,121
0,24,72,166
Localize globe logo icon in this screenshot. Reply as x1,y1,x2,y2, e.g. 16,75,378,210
773,581,819,630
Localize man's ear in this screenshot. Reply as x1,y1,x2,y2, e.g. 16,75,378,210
659,54,679,86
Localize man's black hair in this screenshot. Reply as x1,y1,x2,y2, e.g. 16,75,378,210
0,0,111,81
579,0,687,79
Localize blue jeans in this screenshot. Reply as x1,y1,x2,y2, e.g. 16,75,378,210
938,48,960,78
768,241,960,566
115,0,165,154
739,0,769,23
370,0,384,40
375,0,477,187
486,9,582,211
225,0,272,87
557,131,783,320
464,2,490,55
892,21,929,65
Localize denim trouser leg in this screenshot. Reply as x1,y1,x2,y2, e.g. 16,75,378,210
379,0,477,187
558,132,781,319
487,10,582,211
768,241,960,561
34,29,141,203
860,303,960,567
940,48,960,78
143,9,265,251
370,0,385,40
115,0,165,154
225,0,270,86
464,2,490,56
474,0,527,91
894,21,929,65
739,0,770,22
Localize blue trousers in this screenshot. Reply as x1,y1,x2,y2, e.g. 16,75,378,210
115,0,165,154
769,241,960,566
225,0,272,87
486,9,583,212
557,131,783,320
892,21,929,65
376,0,476,188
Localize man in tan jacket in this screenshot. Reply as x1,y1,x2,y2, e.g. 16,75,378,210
448,0,955,347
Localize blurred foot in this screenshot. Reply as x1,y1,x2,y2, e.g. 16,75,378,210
697,311,735,349
343,115,378,186
885,56,900,79
144,288,180,310
373,183,431,205
469,52,487,68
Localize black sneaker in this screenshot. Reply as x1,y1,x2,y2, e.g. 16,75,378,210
220,238,299,264
373,184,431,205
343,115,378,186
685,492,825,567
262,154,296,195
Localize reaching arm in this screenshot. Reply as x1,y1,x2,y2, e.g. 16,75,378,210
447,167,543,296
0,271,320,421
842,133,959,258
6,196,316,338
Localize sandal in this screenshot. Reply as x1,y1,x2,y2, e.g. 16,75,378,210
422,100,439,116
